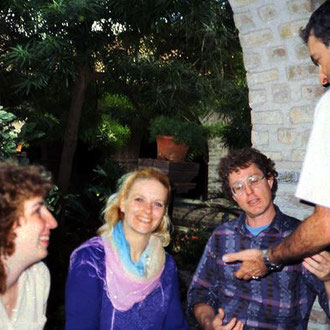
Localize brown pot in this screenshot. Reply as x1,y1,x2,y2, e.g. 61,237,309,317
156,135,188,162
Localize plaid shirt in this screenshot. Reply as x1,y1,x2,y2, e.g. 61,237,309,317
187,207,330,329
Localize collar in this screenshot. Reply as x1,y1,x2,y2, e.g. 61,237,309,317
234,205,284,235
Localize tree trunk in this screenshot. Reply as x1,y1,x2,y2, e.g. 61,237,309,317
57,64,90,193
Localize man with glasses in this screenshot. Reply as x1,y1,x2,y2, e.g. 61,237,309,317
187,148,330,329
223,0,330,283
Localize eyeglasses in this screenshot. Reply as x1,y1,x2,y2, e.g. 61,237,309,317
231,174,265,196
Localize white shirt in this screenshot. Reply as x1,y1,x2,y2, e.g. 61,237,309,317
296,89,330,208
0,262,50,330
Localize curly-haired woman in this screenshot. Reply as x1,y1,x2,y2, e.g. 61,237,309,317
0,161,57,329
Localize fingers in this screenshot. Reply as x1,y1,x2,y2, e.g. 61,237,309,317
217,308,225,320
303,256,320,269
212,309,224,328
223,249,268,280
234,260,268,280
223,249,259,263
219,317,244,330
234,268,251,280
237,321,244,330
302,260,321,277
213,309,244,330
320,251,330,258
303,250,330,281
222,317,238,329
234,321,244,330
318,251,330,263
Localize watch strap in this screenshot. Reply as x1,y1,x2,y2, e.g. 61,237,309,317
261,249,282,272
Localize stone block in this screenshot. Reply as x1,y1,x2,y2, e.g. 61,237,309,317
290,105,314,124
302,129,311,146
309,302,329,324
240,29,273,48
258,5,278,22
252,110,283,125
287,64,318,80
278,171,300,183
267,46,288,62
229,0,258,8
248,69,279,85
272,84,291,103
252,129,269,145
244,52,262,69
295,43,310,59
234,12,255,30
278,128,294,144
262,150,282,162
311,0,328,12
301,85,325,99
292,149,306,162
287,0,313,14
276,191,302,207
279,20,308,39
249,89,267,105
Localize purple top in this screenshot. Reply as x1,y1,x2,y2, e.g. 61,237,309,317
65,236,188,330
187,207,330,329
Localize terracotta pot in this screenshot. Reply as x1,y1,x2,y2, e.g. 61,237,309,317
156,135,188,162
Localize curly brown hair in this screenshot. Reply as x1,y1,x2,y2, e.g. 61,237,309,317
218,148,278,202
0,161,52,293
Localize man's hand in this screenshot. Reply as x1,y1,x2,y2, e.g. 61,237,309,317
194,304,244,330
203,308,244,330
303,250,330,282
223,249,268,280
303,250,330,298
210,308,244,330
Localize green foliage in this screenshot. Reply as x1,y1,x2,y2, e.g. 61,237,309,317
46,185,62,216
64,161,124,228
203,121,228,139
9,106,60,150
82,114,131,149
149,115,207,155
213,80,251,148
0,0,251,176
0,108,18,159
168,226,211,272
98,94,139,125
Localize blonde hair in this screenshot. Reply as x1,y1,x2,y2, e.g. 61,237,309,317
98,168,171,246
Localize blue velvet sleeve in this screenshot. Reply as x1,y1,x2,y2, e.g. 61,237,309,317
65,238,105,330
162,256,189,330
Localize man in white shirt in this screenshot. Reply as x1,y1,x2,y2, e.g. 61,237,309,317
223,0,330,280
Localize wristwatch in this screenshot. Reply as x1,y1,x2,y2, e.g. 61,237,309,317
261,249,282,272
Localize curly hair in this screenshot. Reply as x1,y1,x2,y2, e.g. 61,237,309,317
300,0,330,46
98,167,172,247
0,161,52,294
218,148,278,202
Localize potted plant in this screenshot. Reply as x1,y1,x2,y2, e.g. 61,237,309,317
149,115,207,162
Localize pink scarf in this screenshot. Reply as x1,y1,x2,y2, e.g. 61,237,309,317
101,232,165,311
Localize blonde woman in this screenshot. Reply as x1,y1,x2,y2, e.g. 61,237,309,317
65,168,188,330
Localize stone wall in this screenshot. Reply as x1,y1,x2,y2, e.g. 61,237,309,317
206,0,328,328
212,0,326,221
